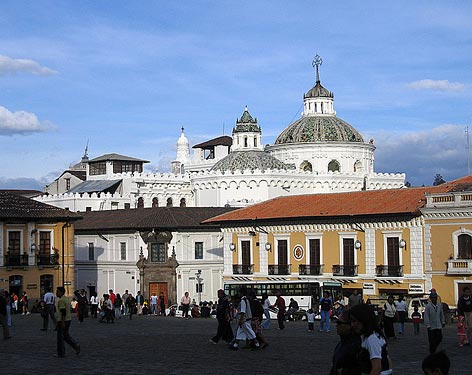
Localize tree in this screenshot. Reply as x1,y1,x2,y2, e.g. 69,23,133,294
433,174,446,186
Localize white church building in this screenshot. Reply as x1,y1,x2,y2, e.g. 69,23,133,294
37,57,405,211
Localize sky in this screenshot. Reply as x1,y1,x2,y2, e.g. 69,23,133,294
1,1,472,190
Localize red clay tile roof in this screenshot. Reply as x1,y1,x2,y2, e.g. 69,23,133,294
205,175,472,224
75,207,235,232
0,191,81,221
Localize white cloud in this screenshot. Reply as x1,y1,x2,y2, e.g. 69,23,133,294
0,55,57,76
406,79,467,92
371,124,468,186
0,106,55,135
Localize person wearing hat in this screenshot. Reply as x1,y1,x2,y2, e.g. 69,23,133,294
0,289,11,339
424,291,445,354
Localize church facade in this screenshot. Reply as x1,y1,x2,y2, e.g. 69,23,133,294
36,57,405,211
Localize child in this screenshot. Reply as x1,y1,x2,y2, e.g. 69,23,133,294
457,315,468,347
422,350,450,375
411,305,422,335
306,308,316,331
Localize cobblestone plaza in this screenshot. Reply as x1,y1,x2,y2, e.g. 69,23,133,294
0,314,468,375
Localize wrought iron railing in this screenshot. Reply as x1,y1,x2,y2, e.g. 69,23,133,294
37,254,59,267
332,264,358,277
4,254,29,267
232,264,254,275
375,265,404,277
299,264,323,275
268,264,291,275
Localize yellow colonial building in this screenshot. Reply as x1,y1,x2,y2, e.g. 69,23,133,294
206,176,472,307
0,191,81,301
422,186,472,306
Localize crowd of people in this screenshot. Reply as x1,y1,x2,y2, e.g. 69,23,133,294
1,284,468,373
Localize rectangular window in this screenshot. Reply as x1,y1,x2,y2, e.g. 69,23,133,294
195,242,203,260
65,178,71,191
111,202,119,210
309,239,320,265
86,207,92,212
8,231,21,255
124,203,131,209
241,240,251,265
39,231,51,255
343,238,355,265
278,239,288,265
387,237,400,266
89,162,107,175
88,243,94,261
151,243,166,262
113,161,143,174
120,242,127,261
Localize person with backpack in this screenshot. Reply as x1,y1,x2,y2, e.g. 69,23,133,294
248,290,268,349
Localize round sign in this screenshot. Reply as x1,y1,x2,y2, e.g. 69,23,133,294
293,244,304,260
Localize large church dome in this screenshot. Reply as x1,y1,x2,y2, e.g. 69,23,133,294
211,150,294,172
275,116,364,144
275,55,364,145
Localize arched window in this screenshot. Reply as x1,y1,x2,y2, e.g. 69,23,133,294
152,197,159,208
244,136,248,147
254,136,257,148
137,197,144,208
300,160,312,172
354,160,362,172
180,198,186,207
458,234,472,259
166,197,173,207
328,160,340,172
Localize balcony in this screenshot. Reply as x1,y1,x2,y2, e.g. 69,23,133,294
332,264,358,277
37,254,59,268
446,259,472,275
376,265,404,277
4,254,29,268
299,264,323,275
268,264,291,275
233,264,254,275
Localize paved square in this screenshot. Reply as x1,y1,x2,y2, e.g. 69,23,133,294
0,314,467,374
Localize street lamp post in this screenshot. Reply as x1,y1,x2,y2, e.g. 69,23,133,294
195,270,202,304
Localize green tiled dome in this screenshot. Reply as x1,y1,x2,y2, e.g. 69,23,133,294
304,81,333,98
275,116,364,144
210,150,294,172
233,107,261,133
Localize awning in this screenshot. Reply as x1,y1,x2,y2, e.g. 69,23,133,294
376,279,403,285
331,278,356,284
267,277,288,281
231,276,252,281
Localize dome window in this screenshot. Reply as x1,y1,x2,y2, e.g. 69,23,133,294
137,197,144,208
328,160,340,172
152,197,159,208
180,198,186,207
354,160,362,172
300,160,313,172
166,197,173,207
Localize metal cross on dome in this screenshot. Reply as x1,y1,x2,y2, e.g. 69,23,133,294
312,54,323,83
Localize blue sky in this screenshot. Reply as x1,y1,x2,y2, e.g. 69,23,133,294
1,1,471,189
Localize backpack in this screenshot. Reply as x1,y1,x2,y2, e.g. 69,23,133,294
250,298,264,319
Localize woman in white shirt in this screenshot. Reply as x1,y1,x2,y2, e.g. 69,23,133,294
382,295,396,340
350,304,393,375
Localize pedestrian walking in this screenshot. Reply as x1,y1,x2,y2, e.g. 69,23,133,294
122,290,129,316
39,300,49,331
0,288,11,340
319,291,333,332
21,291,30,315
382,295,396,341
74,289,88,323
306,308,316,332
136,291,144,316
411,306,422,335
126,293,136,320
150,292,158,315
114,293,122,319
348,289,363,308
248,290,268,349
89,292,99,318
55,286,80,357
457,315,468,347
272,290,286,330
4,290,12,327
350,303,393,375
43,287,57,329
261,292,271,330
230,287,258,350
396,295,407,335
209,289,233,345
181,291,191,319
424,291,445,354
159,292,166,316
457,286,472,343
